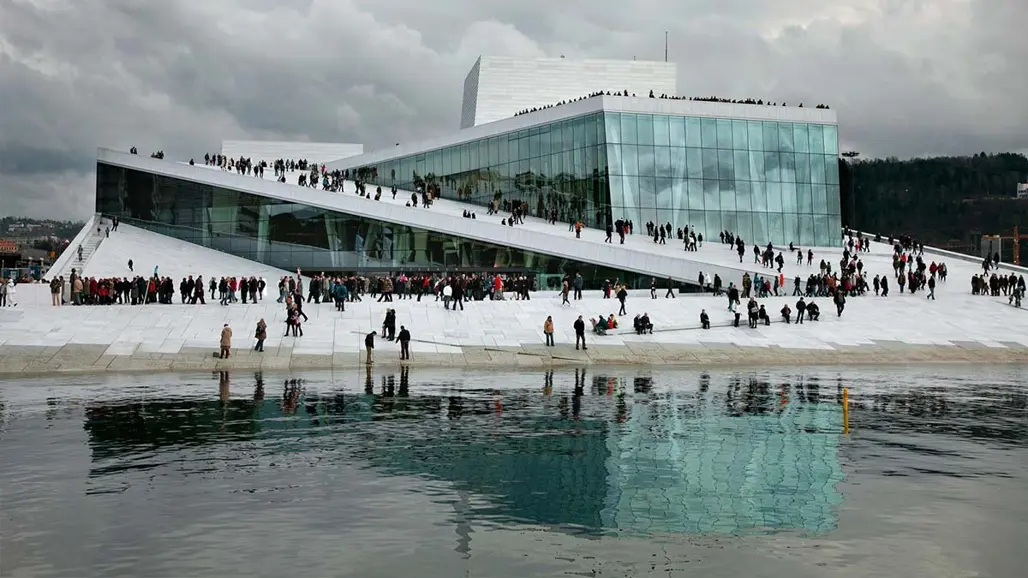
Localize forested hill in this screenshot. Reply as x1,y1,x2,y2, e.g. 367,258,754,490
845,152,1028,245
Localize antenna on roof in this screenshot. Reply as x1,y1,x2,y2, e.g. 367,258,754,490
665,31,668,62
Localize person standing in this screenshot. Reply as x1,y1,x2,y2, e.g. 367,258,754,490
616,285,628,316
398,325,411,360
219,324,233,358
573,315,587,350
254,319,267,352
365,331,377,364
543,316,555,346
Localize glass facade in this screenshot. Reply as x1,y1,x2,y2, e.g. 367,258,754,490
95,163,684,290
349,112,841,246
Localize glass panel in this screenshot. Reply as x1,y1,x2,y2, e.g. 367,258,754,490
717,150,734,181
810,153,826,184
688,179,704,211
769,212,784,244
814,214,829,246
784,213,798,244
825,156,839,185
608,175,624,210
701,118,718,149
607,144,622,174
827,185,841,215
470,142,480,168
751,211,766,245
685,117,702,147
780,153,796,183
795,152,810,184
637,145,656,177
704,211,722,240
763,122,779,151
702,149,719,180
622,144,639,175
778,122,794,152
621,114,638,145
797,183,813,213
813,184,828,215
489,137,500,165
622,177,641,226
585,115,598,148
782,181,798,212
605,113,621,142
703,179,720,212
638,177,657,217
823,125,839,155
672,179,688,217
551,123,562,152
670,147,687,178
655,146,672,178
720,212,737,239
716,119,733,149
734,150,750,181
637,114,654,145
808,124,825,154
686,148,703,179
653,115,670,147
767,181,782,212
793,124,809,153
736,211,753,244
749,150,764,183
736,180,752,212
751,180,767,213
799,214,815,245
748,121,764,151
719,180,736,211
561,121,574,150
669,116,686,146
764,152,781,182
655,177,674,222
508,137,518,163
539,127,551,157
732,120,748,150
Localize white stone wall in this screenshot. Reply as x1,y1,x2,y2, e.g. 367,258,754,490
462,56,678,127
220,141,364,164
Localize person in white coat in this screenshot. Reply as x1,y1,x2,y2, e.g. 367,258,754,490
4,277,16,307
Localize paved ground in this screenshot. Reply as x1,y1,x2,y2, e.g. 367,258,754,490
5,197,1027,376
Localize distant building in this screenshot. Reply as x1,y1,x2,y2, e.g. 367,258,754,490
1017,183,1028,199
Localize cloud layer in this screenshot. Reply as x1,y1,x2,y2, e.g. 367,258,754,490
1,0,1025,219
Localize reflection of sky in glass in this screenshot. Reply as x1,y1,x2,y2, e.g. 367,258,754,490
603,398,844,535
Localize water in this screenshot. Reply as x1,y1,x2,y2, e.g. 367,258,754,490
1,365,1026,577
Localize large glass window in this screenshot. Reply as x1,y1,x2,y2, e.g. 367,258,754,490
686,148,703,179
793,124,809,154
669,147,686,178
778,123,794,153
763,122,779,152
655,146,673,179
637,114,654,145
823,125,839,155
716,119,733,149
685,117,702,147
701,118,718,149
808,124,825,154
747,121,764,152
732,120,748,150
620,114,638,145
702,149,719,180
652,115,670,147
717,150,735,181
669,116,686,146
605,113,621,143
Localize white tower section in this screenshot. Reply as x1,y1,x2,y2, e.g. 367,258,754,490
460,56,678,129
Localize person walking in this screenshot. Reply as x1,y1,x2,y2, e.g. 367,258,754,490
254,318,267,352
573,315,587,350
365,331,377,365
398,325,411,360
219,324,233,358
543,315,555,346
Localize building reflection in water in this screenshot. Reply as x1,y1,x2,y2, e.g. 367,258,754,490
76,368,914,538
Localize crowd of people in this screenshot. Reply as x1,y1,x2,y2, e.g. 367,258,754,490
514,89,830,117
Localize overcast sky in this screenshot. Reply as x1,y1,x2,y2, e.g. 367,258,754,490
1,0,1025,220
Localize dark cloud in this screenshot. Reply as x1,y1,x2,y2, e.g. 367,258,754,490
0,0,1025,220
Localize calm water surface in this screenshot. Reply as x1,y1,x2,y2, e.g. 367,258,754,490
1,365,1026,577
